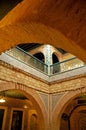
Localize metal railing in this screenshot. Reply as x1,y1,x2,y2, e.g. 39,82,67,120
50,57,85,75
6,47,48,74
5,47,85,76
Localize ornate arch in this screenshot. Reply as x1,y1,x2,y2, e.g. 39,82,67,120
0,81,48,130
52,87,86,130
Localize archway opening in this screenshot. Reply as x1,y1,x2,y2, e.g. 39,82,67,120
0,89,45,130
52,53,60,73
33,52,44,63
60,93,86,130
52,53,59,64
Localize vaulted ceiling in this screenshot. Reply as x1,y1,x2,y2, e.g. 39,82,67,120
0,0,86,62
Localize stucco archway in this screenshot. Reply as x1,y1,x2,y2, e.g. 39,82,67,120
0,81,48,130
0,21,86,63
52,87,86,130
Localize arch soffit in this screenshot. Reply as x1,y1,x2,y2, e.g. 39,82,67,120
0,21,86,62
52,87,86,128
0,22,77,55
0,81,48,127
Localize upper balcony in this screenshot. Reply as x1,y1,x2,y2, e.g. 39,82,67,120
0,46,86,82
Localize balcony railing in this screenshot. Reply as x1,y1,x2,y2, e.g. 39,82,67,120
6,47,48,74
5,47,85,76
50,57,85,75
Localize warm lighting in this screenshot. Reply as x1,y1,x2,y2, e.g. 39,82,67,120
0,98,5,103
24,105,28,109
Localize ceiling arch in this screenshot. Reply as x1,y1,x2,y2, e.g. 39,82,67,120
0,0,86,62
